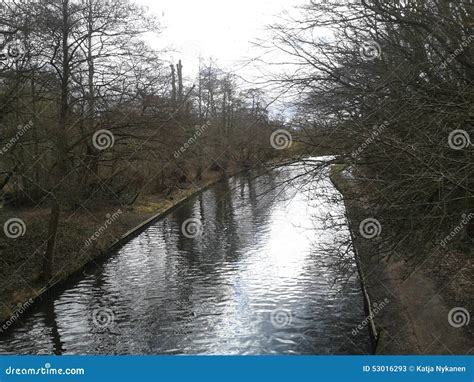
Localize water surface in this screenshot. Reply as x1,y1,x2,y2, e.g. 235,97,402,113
0,161,371,354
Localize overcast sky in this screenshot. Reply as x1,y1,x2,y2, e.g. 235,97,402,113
136,0,304,80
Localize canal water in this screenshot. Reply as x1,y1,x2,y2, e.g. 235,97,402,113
0,160,371,355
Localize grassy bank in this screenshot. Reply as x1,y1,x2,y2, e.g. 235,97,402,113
330,164,473,355
0,169,239,324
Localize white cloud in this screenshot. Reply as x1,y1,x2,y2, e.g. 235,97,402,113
137,0,302,77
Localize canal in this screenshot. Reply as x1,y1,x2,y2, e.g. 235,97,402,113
0,159,371,355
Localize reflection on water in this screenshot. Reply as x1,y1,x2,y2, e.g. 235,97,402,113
0,161,371,355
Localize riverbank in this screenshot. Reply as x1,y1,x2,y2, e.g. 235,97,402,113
0,168,244,324
330,165,473,355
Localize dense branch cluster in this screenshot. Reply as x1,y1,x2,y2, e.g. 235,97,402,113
270,0,473,254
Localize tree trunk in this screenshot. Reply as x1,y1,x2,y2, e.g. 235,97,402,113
41,0,70,281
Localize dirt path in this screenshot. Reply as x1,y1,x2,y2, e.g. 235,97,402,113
371,257,472,354
331,167,472,354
